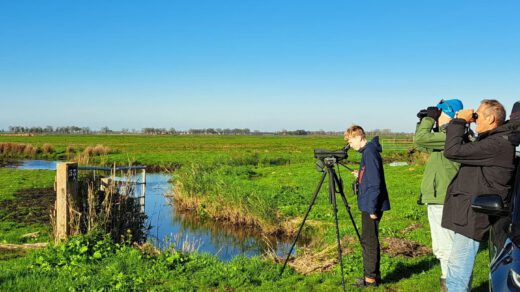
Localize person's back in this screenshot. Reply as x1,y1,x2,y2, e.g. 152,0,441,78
357,136,390,214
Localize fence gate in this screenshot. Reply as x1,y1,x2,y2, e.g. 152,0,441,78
54,162,146,243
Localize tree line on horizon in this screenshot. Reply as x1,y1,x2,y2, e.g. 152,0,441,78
1,126,408,136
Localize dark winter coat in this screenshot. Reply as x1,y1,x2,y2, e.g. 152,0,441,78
442,119,516,241
356,136,391,214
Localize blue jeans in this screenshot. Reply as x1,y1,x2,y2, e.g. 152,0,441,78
446,232,480,292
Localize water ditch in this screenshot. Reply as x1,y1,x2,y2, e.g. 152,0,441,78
3,160,293,261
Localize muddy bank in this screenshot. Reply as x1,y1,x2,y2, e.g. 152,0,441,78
382,237,431,257
0,187,54,224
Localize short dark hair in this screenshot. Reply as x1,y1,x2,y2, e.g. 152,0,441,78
481,99,506,126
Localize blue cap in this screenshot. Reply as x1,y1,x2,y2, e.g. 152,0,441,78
436,99,464,118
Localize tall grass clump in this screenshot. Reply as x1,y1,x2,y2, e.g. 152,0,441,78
0,142,40,158
65,145,76,159
76,144,114,164
41,143,54,154
172,161,289,236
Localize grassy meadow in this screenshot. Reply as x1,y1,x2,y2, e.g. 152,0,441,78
0,134,491,291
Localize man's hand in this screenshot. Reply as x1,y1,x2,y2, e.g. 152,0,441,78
351,170,359,179
417,109,428,121
370,214,378,220
426,106,441,121
456,109,475,123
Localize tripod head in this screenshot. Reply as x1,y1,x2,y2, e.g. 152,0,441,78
314,145,350,171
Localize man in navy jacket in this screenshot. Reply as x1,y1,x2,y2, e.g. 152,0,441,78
344,125,390,287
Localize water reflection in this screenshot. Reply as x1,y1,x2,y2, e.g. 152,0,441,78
6,159,58,170
171,206,292,259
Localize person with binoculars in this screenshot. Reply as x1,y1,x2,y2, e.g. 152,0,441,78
414,99,464,292
441,99,514,292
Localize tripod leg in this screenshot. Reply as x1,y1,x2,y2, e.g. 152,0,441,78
329,169,346,292
280,171,327,276
333,170,361,242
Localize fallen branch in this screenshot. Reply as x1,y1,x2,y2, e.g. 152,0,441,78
0,243,48,250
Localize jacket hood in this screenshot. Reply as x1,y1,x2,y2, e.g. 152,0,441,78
480,119,520,145
361,136,382,153
495,119,520,133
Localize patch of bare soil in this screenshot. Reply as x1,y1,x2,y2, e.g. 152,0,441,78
273,235,358,274
382,237,431,257
0,187,54,224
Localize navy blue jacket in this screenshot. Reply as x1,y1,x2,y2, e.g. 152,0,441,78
356,136,391,214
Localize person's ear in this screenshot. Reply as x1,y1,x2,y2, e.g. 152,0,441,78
487,114,496,125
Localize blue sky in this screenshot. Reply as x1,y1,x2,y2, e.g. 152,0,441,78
0,1,519,132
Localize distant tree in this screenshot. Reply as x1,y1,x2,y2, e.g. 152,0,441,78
100,126,111,134
81,127,91,134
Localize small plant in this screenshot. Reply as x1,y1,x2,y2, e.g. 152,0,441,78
33,232,126,271
403,207,425,221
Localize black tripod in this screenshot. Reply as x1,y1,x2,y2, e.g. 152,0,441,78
280,157,361,292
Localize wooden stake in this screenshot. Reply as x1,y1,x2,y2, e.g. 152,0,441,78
55,162,78,243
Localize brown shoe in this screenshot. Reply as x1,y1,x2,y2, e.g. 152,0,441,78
352,277,380,288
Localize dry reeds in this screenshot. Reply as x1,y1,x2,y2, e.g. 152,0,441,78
76,144,113,164
41,143,54,154
66,145,76,159
0,142,40,158
93,144,110,155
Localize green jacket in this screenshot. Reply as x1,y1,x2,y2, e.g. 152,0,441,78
414,117,460,204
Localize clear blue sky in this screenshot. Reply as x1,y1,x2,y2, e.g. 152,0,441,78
1,0,519,132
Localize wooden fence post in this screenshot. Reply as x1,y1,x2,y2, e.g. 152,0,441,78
55,162,78,243
140,169,146,213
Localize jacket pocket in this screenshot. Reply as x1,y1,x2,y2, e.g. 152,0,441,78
452,194,471,227
479,167,492,190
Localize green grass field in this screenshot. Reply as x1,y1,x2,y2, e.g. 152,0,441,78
0,134,490,291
